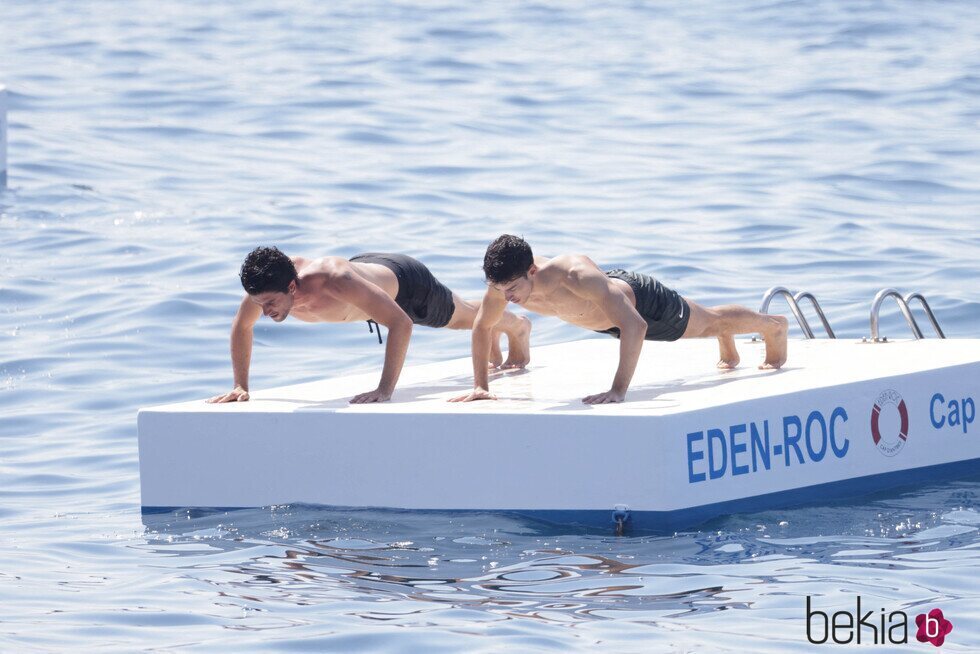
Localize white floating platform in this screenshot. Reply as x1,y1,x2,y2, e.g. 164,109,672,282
138,338,979,531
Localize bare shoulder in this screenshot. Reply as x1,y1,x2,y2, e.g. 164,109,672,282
549,254,602,284
293,255,347,276
297,257,357,294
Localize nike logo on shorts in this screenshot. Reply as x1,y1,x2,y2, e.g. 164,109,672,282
678,304,685,319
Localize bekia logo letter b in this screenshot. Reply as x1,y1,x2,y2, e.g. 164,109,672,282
916,609,953,647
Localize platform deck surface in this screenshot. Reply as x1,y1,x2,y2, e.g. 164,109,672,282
139,337,980,522
143,337,980,416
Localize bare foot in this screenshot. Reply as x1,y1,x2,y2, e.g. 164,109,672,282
489,329,504,368
717,334,740,369
501,316,532,369
759,315,789,369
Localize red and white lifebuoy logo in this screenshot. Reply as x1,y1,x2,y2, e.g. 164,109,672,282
871,389,909,457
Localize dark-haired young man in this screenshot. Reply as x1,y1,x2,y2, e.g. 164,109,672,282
451,235,788,405
208,247,530,404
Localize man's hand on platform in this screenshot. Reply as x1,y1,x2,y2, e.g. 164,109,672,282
449,388,497,402
582,388,626,404
350,387,392,404
207,386,250,403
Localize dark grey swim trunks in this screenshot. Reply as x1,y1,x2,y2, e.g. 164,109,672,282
349,253,456,328
595,269,690,342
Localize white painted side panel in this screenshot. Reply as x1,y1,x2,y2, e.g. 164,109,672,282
138,339,979,511
652,365,979,510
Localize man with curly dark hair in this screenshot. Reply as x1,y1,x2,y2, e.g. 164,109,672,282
209,246,530,404
451,235,788,405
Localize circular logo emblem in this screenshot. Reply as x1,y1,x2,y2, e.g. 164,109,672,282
871,389,909,457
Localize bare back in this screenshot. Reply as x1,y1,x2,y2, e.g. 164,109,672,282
519,255,637,331
286,256,401,323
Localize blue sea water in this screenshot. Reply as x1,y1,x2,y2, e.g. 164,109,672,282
1,0,979,650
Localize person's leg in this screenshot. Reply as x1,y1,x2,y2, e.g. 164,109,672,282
682,300,788,369
447,294,532,368
716,332,741,370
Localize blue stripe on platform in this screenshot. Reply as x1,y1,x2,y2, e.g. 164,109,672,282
142,457,980,533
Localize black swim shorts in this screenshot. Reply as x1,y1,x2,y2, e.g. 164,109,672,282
595,269,690,341
349,253,456,328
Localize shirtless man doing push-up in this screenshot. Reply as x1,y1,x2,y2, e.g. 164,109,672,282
452,235,788,405
209,246,530,404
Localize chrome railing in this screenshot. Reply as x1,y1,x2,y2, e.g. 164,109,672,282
870,289,945,342
904,292,945,339
759,286,836,339
790,291,836,339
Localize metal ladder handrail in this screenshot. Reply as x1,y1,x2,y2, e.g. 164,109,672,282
904,292,945,339
760,287,814,338
870,288,926,341
760,287,836,339
793,291,836,339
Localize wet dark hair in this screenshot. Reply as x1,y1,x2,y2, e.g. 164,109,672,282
240,246,298,295
483,234,534,284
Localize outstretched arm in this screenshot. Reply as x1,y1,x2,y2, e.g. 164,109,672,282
208,296,261,403
449,287,507,402
329,268,414,403
565,265,647,403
